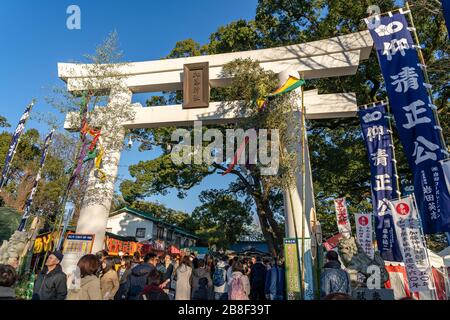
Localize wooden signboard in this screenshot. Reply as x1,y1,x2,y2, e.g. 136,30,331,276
183,62,209,109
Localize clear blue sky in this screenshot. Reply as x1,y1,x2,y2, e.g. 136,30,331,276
0,0,258,214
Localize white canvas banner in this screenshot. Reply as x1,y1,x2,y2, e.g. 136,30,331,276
334,198,352,238
355,213,374,259
390,196,434,292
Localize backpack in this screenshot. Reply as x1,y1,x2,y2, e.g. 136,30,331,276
213,268,226,287
230,275,248,300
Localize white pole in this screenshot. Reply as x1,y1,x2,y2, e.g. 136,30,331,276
411,193,439,300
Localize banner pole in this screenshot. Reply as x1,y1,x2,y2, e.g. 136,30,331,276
299,83,307,299
0,99,35,191
18,129,55,232
281,133,302,299
385,101,402,197
286,187,303,300
405,1,448,152
411,193,439,300
50,91,91,255
284,87,304,300
361,6,414,21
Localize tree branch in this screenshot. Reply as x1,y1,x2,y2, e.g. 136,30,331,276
211,162,255,195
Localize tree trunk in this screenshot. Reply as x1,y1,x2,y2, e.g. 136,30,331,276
260,198,284,244
254,195,287,257
254,200,278,257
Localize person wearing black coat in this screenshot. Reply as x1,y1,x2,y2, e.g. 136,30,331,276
320,250,351,299
249,256,267,300
32,251,67,300
125,253,158,300
192,277,209,300
159,254,174,293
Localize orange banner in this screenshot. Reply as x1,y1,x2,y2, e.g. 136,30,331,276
106,237,143,256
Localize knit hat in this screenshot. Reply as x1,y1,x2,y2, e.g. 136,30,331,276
51,251,64,263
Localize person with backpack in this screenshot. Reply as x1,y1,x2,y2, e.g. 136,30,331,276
213,257,228,300
228,261,250,300
126,253,158,300
191,259,212,300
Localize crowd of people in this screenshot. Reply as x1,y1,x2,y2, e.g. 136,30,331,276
0,248,364,300
0,249,288,300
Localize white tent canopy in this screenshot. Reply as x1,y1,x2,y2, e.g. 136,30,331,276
438,246,450,267
428,249,445,268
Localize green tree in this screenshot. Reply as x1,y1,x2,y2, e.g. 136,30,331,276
191,189,253,248
206,20,260,54
0,207,20,241
0,128,89,230
122,57,298,256
0,115,10,128
122,0,449,249
0,129,42,211
254,0,449,240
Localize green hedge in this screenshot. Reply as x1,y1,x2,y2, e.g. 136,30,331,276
0,207,21,241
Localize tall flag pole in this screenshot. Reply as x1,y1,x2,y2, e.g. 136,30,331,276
385,101,402,195
365,7,450,235
441,0,450,38
0,100,35,191
18,129,54,231
404,2,447,150
358,102,403,261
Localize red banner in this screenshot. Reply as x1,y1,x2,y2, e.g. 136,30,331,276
106,237,143,256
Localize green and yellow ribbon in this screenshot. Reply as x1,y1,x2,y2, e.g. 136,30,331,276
256,76,306,110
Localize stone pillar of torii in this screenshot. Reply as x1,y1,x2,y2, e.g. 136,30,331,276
58,30,373,297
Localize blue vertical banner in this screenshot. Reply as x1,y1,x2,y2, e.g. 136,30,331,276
18,130,54,231
443,0,450,36
359,104,402,261
0,102,33,189
366,13,450,234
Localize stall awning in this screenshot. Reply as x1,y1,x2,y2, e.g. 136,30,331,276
105,232,137,242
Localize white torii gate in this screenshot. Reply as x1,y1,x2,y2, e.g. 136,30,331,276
59,30,373,298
